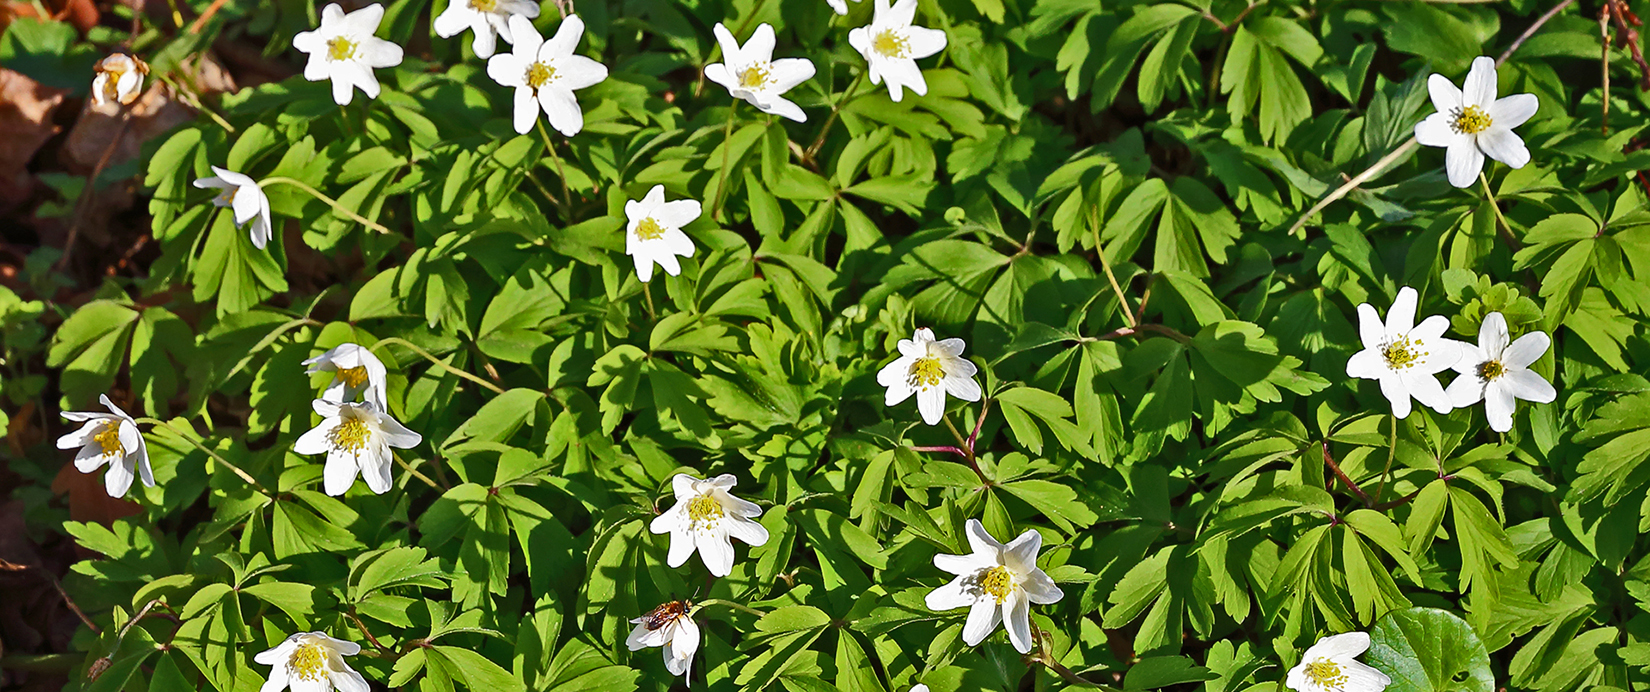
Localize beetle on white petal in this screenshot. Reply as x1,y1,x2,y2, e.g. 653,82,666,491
433,0,540,59
1414,56,1539,188
293,400,422,496
57,394,154,498
649,473,769,577
303,342,389,411
255,632,369,692
486,14,609,136
1285,632,1392,692
193,166,275,249
877,327,981,426
924,519,1063,654
1445,311,1557,432
1344,287,1465,419
847,0,947,102
704,23,816,122
292,3,405,106
625,600,699,678
624,185,700,282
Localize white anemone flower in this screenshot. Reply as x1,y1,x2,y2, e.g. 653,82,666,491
486,14,609,136
624,185,699,282
302,342,389,411
56,394,154,498
1344,287,1464,419
293,400,422,497
255,632,368,692
649,473,769,577
1445,311,1556,432
292,3,405,106
827,0,862,15
877,327,981,426
847,0,947,102
1414,56,1539,188
1285,632,1392,692
704,23,816,122
91,53,148,106
910,687,929,692
925,519,1063,654
625,600,699,678
193,167,275,249
433,0,540,59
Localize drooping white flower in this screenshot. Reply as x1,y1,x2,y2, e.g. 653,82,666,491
193,167,274,249
433,0,540,59
1285,632,1392,692
1445,311,1556,433
302,343,389,411
924,519,1063,654
826,0,862,15
649,474,769,577
704,23,816,122
293,400,422,497
1414,56,1539,188
56,394,154,498
292,3,405,106
909,686,929,692
255,632,368,692
91,53,148,106
486,14,609,136
624,185,699,282
1344,287,1464,419
877,327,981,426
847,0,947,102
625,600,699,678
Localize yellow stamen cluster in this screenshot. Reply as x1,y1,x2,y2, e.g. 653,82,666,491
289,643,327,682
738,63,772,90
979,566,1014,603
470,0,499,11
526,61,557,89
634,217,666,241
686,494,724,528
218,188,238,206
329,419,372,455
327,37,357,62
872,30,910,58
1382,337,1426,371
1451,105,1492,135
1303,658,1348,691
906,356,945,389
1478,359,1506,382
337,365,371,388
93,424,124,457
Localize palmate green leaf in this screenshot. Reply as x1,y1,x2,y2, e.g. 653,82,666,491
1221,22,1316,144
1366,607,1495,692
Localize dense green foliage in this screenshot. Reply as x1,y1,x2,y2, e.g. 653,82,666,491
6,0,1650,689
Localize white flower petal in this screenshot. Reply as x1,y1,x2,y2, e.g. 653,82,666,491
1484,382,1516,432
1489,93,1539,129
1503,369,1556,404
925,577,977,610
1413,112,1461,148
1379,374,1413,419
1002,589,1032,653
1445,372,1485,408
1503,331,1550,369
1426,72,1463,114
1477,128,1529,169
1462,56,1497,108
1445,138,1485,188
960,599,1000,646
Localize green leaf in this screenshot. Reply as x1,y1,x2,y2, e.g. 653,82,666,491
1366,607,1495,692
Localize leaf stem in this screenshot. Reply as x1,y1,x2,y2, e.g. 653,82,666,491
536,120,574,212
1321,441,1372,506
370,338,507,395
1373,414,1398,505
693,598,766,617
1479,171,1522,250
258,177,393,236
134,417,271,496
709,102,741,221
1090,208,1136,327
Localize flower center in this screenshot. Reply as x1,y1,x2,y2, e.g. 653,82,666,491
738,62,772,90
1303,658,1348,691
686,494,724,528
1381,336,1427,371
906,356,944,388
288,642,326,682
470,0,499,10
634,217,666,241
1451,105,1493,135
1477,359,1505,382
979,566,1014,603
643,600,691,630
327,37,357,62
337,365,370,388
526,61,556,89
872,29,909,58
217,188,237,206
329,419,372,454
93,423,124,458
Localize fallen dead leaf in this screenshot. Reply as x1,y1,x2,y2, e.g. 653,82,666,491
50,462,141,529
0,69,66,212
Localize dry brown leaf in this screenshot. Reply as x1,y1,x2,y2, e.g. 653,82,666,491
50,463,141,529
0,69,65,210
